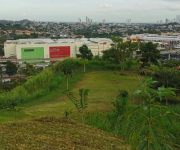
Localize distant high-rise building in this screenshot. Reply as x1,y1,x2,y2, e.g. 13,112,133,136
86,16,88,23
157,15,180,24
165,18,169,24
102,19,105,24
126,19,131,25
78,18,81,23
177,15,180,23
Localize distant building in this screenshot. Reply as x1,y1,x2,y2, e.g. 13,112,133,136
126,19,131,25
168,25,173,30
165,19,170,24
176,15,180,23
4,38,113,62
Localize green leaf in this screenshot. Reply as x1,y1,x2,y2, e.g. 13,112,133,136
128,106,141,120
165,115,172,125
164,143,173,150
153,142,163,150
134,89,142,95
150,127,157,142
145,90,151,98
150,143,156,150
139,141,148,150
140,125,147,136
131,131,140,150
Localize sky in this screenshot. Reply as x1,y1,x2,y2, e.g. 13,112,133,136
0,0,180,23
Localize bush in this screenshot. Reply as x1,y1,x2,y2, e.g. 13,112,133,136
124,59,138,70
0,60,82,109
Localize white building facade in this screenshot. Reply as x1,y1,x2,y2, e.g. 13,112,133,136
4,38,112,60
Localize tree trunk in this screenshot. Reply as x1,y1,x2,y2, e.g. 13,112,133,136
147,105,151,150
84,59,85,73
120,62,123,72
66,75,69,90
122,59,125,71
166,97,168,106
119,60,123,72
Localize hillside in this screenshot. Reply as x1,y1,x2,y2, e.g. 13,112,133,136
23,70,142,120
0,117,130,150
0,63,143,149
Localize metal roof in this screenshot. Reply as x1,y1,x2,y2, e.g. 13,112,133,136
140,36,180,41
6,38,112,45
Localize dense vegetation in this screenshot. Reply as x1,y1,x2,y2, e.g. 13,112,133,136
0,39,180,149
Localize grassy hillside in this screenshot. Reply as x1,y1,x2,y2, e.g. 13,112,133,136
0,64,143,149
0,70,143,122
24,70,143,120
0,117,130,150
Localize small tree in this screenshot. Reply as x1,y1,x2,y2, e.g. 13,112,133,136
66,89,89,112
139,42,162,66
129,78,179,150
6,61,17,77
22,63,37,77
153,67,180,100
76,45,93,72
126,40,138,59
112,89,129,115
66,89,90,123
60,58,78,90
102,37,138,72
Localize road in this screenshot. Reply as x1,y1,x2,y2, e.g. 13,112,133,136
0,58,65,63
1,74,24,78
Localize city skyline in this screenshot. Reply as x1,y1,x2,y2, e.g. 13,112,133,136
0,0,180,23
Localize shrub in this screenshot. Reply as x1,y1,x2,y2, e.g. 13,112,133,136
0,61,82,109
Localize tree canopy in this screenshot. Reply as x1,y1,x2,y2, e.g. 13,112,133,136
76,45,93,72
22,63,37,77
60,58,78,90
76,45,93,60
139,42,162,66
5,61,17,77
102,37,138,71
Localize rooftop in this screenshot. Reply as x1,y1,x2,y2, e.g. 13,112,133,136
5,38,112,45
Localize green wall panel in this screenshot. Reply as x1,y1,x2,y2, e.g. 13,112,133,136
21,47,44,59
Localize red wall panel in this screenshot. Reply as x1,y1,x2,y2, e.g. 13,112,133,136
49,46,70,58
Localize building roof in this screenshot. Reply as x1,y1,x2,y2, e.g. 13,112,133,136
5,38,112,45
140,36,180,41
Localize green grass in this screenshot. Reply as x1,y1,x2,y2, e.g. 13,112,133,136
0,69,143,149
0,117,130,150
23,70,143,120
0,60,179,149
0,70,143,122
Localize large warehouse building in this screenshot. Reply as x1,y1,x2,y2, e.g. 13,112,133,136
4,38,112,61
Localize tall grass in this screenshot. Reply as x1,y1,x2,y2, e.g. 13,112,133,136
0,60,83,109
78,59,138,72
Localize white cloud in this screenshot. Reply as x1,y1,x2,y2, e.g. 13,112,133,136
99,4,112,8
0,0,180,23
